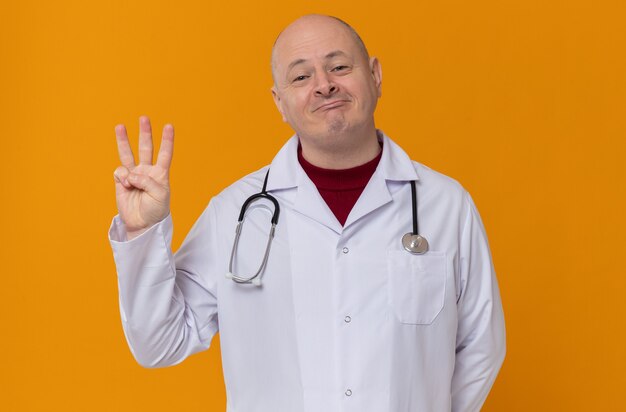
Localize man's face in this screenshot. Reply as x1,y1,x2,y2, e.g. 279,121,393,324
271,17,382,146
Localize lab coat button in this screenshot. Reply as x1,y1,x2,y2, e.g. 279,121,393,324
342,247,349,254
344,315,351,323
345,389,352,396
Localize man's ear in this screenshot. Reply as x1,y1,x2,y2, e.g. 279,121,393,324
271,86,287,122
369,56,382,97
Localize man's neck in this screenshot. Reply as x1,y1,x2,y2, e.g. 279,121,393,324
299,128,381,169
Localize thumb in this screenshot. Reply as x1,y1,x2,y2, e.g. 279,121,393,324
127,172,168,199
113,166,131,188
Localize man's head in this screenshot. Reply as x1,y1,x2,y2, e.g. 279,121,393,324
271,14,382,154
271,16,370,82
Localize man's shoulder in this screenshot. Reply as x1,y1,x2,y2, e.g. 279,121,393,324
212,165,271,203
382,131,468,201
409,160,470,207
412,160,465,192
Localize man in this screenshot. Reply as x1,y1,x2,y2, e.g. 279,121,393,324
110,14,505,412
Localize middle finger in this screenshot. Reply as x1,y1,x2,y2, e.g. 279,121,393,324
138,115,153,165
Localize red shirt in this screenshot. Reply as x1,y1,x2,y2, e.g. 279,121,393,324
297,143,383,226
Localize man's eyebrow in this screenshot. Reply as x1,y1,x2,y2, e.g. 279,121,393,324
287,58,307,72
325,50,348,59
286,50,349,72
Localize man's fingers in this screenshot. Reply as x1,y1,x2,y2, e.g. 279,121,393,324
126,172,168,199
156,124,174,170
138,115,153,165
113,166,132,188
115,124,136,169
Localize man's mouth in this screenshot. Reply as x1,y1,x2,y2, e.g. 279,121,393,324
315,100,349,112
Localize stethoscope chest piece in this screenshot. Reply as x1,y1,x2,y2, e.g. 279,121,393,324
402,232,429,254
402,180,429,255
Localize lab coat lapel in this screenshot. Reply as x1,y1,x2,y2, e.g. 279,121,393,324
343,169,391,228
264,131,419,235
293,172,344,234
265,134,343,234
344,132,420,228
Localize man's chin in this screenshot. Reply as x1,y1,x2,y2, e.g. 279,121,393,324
295,118,360,141
326,118,349,135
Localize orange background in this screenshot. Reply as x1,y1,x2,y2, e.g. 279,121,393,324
1,0,625,410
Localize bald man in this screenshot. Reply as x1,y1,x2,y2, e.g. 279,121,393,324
110,14,505,412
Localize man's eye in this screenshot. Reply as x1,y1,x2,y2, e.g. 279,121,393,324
293,75,308,82
332,65,348,71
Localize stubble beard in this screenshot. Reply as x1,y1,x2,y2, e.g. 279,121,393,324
326,112,349,135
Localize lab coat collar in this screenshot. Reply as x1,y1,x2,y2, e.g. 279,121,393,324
375,129,420,183
265,129,419,234
265,129,419,192
264,135,300,192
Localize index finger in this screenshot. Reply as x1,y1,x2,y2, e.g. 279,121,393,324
155,124,174,170
115,124,136,169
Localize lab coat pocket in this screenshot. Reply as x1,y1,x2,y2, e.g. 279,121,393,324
387,250,447,325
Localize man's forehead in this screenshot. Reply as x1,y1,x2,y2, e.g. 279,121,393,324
274,15,350,47
271,15,369,75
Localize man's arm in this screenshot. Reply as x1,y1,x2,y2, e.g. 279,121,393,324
110,117,220,367
109,204,220,368
451,191,506,411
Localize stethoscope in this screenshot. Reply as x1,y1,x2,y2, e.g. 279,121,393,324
226,170,429,286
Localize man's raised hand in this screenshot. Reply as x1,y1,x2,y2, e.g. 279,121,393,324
113,116,174,240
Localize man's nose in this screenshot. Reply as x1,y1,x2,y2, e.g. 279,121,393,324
314,72,338,97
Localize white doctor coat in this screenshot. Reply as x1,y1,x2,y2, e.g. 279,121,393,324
108,130,505,412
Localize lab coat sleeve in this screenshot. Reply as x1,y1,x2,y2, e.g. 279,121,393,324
108,202,220,368
451,191,506,411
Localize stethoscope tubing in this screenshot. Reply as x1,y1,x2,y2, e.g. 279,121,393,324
227,170,279,285
227,170,428,285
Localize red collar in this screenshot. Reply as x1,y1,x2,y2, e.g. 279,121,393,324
297,143,383,191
